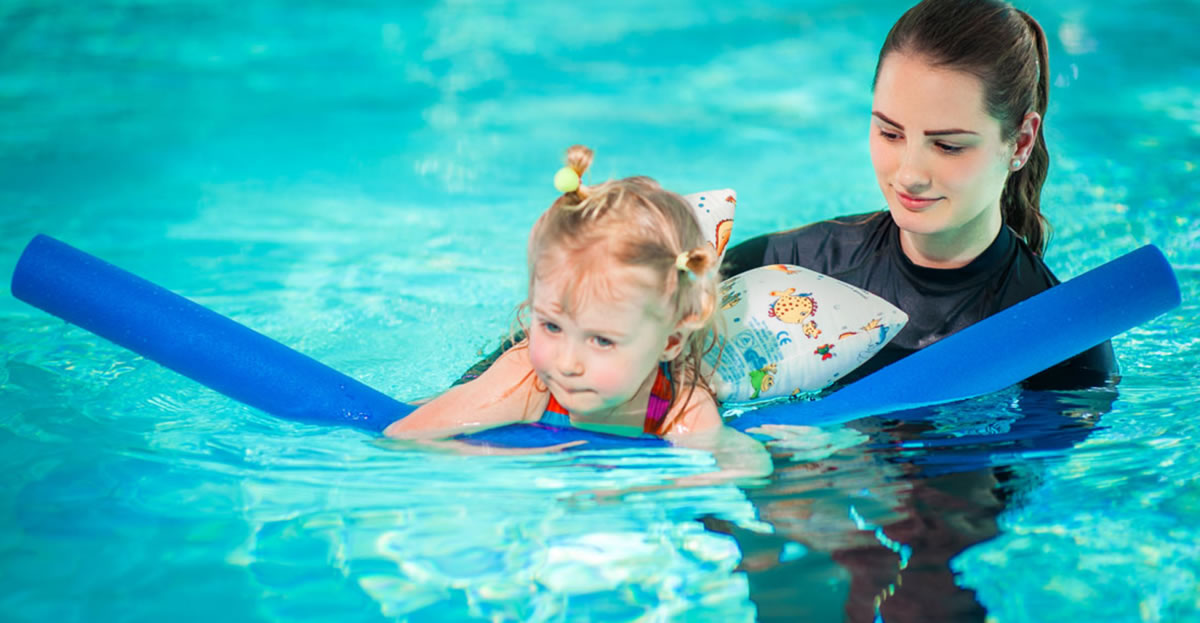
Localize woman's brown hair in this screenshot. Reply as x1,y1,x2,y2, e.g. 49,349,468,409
874,0,1053,254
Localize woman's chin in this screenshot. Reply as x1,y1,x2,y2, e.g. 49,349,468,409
887,204,947,236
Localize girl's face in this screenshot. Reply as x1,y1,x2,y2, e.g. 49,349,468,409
869,52,1032,263
527,257,682,419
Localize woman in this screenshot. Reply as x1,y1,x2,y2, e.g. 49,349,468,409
707,6,1122,621
722,0,1117,389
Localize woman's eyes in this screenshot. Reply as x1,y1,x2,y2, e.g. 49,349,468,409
878,128,966,155
541,321,561,334
591,336,615,348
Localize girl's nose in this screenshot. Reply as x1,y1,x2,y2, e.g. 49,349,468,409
556,343,584,376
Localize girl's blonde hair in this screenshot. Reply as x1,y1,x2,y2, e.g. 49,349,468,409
518,145,721,433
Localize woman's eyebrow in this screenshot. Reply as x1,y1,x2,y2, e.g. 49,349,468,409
872,111,978,136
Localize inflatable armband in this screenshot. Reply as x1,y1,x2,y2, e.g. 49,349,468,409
682,189,736,264
706,264,907,402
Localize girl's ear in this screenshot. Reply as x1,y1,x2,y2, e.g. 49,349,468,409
659,330,688,362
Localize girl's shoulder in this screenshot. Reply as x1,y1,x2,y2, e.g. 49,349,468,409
472,342,550,421
661,368,723,436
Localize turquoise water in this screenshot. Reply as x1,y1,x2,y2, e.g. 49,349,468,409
2,1,1198,621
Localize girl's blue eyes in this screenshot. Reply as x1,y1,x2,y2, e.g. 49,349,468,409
539,321,614,348
876,128,965,154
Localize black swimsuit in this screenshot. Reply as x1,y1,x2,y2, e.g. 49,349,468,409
720,211,1117,389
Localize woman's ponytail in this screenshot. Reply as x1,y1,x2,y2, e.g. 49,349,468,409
1002,9,1052,255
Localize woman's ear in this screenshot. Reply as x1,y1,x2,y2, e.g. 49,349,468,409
1012,111,1042,167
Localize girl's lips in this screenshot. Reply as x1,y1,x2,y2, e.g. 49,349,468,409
895,188,941,211
546,377,590,394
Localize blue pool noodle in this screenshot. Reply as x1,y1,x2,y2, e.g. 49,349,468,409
729,244,1181,432
12,235,408,432
10,234,1180,445
9,234,666,448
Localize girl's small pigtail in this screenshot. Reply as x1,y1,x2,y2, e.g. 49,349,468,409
674,244,720,328
674,244,718,280
552,145,594,208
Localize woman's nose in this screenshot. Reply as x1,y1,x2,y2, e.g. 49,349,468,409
897,145,932,192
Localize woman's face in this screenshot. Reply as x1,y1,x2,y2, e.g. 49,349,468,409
869,52,1026,261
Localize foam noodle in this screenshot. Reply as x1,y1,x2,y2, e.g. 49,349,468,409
10,234,669,448
730,244,1180,432
10,235,1179,446
11,234,410,431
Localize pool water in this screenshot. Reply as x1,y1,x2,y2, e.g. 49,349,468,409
1,1,1198,621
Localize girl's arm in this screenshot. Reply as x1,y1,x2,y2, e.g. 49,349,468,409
664,391,774,482
383,345,550,440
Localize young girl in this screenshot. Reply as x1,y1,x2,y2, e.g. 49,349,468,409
385,146,765,464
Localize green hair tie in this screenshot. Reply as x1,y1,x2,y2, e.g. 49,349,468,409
554,167,580,193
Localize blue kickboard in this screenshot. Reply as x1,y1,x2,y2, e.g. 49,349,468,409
10,234,1179,448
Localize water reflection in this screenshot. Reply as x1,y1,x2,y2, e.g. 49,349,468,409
707,386,1117,622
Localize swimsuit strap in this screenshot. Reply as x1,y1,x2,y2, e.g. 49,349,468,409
538,362,676,435
643,361,675,435
541,392,572,428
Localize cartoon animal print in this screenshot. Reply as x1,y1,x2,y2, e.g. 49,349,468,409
837,317,885,340
802,320,821,339
814,344,835,360
765,264,802,275
714,219,733,257
748,363,777,399
767,288,817,324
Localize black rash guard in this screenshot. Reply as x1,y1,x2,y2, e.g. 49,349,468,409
721,211,1118,389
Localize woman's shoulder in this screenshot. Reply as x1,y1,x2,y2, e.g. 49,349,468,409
995,227,1062,295
768,210,891,248
722,210,892,277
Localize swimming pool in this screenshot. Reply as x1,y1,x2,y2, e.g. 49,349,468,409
1,0,1197,620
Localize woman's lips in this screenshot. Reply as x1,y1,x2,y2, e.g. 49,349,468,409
895,188,941,211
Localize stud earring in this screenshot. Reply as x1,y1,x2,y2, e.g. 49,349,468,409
1011,158,1022,169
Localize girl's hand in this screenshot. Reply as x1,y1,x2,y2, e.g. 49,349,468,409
425,439,587,455
743,424,867,463
384,437,587,456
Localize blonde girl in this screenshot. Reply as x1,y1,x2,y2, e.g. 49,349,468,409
386,146,763,459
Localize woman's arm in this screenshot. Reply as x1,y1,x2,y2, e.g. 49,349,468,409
383,344,549,440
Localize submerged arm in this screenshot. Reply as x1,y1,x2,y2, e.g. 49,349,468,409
665,392,774,483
